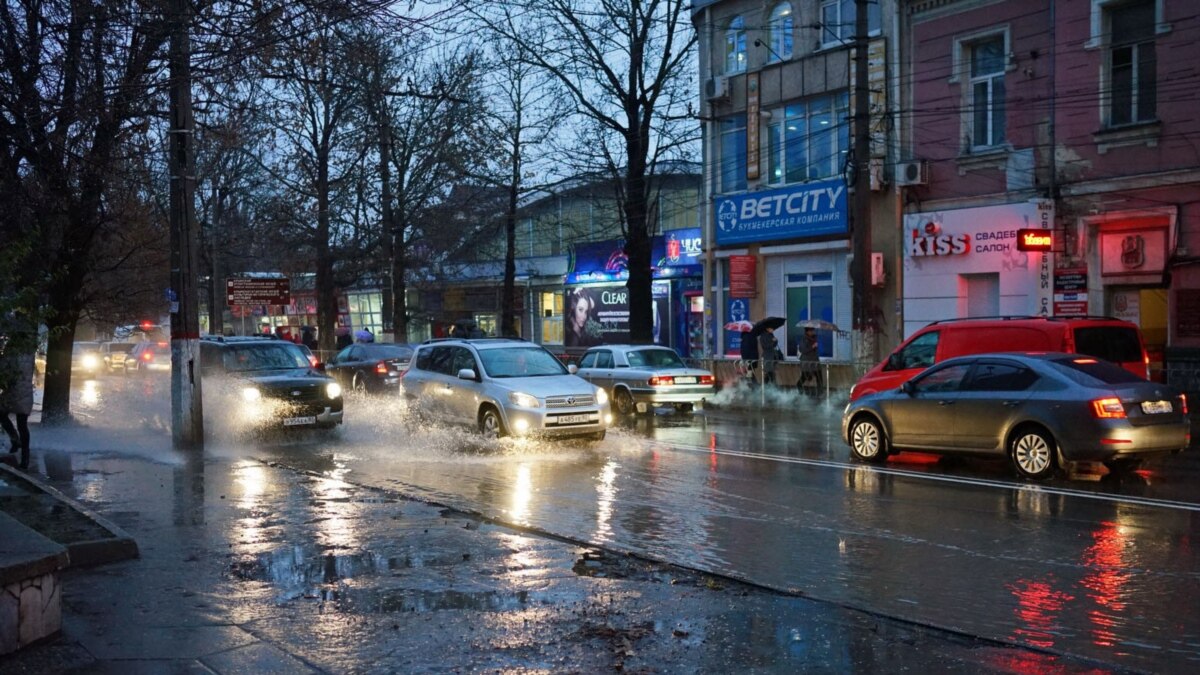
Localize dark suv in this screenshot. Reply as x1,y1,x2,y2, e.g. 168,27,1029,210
199,336,343,429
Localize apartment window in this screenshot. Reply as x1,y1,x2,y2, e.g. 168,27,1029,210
766,92,850,184
768,4,794,63
820,0,881,48
541,291,563,344
720,114,747,193
968,36,1006,148
1109,1,1156,126
725,16,746,73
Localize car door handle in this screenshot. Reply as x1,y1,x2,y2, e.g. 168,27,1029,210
1002,400,1021,408
938,400,955,406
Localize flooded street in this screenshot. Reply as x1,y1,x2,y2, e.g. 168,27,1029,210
36,374,1200,672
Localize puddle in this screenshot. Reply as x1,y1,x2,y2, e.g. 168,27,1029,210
229,546,470,586
314,588,538,613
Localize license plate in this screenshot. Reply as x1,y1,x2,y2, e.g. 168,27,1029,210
283,416,317,426
553,414,592,425
1141,401,1173,414
674,376,697,384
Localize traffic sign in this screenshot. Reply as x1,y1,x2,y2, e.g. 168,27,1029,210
226,278,290,306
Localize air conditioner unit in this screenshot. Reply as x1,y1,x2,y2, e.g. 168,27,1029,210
705,76,730,102
896,160,928,187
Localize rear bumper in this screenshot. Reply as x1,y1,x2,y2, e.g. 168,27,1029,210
1060,421,1190,461
628,386,714,405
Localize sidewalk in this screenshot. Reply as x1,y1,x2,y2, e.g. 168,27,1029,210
1,442,1111,673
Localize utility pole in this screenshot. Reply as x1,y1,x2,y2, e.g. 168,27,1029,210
169,0,204,449
851,0,876,362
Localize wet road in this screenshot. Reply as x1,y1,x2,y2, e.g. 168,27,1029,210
49,374,1200,671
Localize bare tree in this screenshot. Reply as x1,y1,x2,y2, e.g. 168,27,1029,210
359,33,488,342
471,0,697,343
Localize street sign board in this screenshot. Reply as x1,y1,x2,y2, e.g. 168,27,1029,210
227,278,290,306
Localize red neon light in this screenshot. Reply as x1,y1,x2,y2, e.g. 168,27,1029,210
1016,228,1053,252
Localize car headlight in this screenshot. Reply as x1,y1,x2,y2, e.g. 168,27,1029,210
595,387,608,405
241,387,261,402
509,392,540,408
82,354,98,369
326,382,342,399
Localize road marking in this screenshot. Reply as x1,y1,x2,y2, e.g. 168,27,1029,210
656,441,1200,513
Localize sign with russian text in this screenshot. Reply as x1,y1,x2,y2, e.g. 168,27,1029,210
227,278,290,306
729,255,757,298
1016,228,1053,252
714,178,848,245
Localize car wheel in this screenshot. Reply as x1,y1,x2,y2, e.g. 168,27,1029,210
479,407,506,440
1010,427,1057,480
1104,458,1143,474
352,372,368,395
613,389,634,416
849,416,887,463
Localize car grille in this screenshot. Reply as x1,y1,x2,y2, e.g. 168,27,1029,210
545,395,595,408
264,384,325,404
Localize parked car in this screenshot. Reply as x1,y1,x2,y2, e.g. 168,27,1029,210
575,345,715,415
401,337,611,440
842,353,1190,480
100,342,137,374
198,336,343,430
325,343,414,394
124,341,172,376
71,341,104,377
850,316,1150,401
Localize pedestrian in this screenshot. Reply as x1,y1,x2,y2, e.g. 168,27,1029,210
739,327,760,386
301,326,318,351
798,326,822,397
757,325,782,386
335,327,352,350
0,345,35,470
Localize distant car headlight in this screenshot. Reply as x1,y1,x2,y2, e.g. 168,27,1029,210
82,354,98,369
241,387,261,402
509,392,540,408
326,382,342,399
595,387,608,405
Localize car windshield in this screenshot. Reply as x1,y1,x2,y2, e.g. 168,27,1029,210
110,343,136,353
1073,327,1142,363
221,344,309,372
479,347,567,378
626,348,684,369
1048,357,1145,386
73,342,100,353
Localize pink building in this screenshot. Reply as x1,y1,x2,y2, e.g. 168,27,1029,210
900,0,1200,379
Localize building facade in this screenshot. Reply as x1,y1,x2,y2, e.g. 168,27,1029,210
903,0,1200,378
692,0,902,364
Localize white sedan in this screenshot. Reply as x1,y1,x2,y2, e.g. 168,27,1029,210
576,345,715,415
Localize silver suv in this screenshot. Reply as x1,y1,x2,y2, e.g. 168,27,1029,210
401,338,611,440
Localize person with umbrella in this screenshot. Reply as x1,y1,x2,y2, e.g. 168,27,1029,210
752,317,786,386
795,319,837,397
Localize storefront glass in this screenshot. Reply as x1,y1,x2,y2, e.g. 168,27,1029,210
785,273,834,357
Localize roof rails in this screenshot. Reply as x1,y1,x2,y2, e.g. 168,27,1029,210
200,334,281,343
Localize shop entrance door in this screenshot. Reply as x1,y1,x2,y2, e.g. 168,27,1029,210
961,273,999,317
1108,287,1168,378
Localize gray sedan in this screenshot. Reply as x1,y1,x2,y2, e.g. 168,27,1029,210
842,352,1190,480
576,345,715,415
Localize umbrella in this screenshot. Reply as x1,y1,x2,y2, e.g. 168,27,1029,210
354,329,374,343
749,316,786,337
724,320,754,332
795,319,840,331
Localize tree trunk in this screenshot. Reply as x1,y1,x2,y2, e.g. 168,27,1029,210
391,229,408,343
501,139,520,337
624,131,653,344
315,159,337,354
41,300,78,425
378,127,394,336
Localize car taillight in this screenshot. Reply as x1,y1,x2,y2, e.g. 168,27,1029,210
1144,353,1151,380
1181,394,1189,415
1092,398,1126,418
375,361,388,374
649,376,674,386
699,375,714,385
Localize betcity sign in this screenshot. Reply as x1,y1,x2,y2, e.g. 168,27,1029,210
714,178,848,245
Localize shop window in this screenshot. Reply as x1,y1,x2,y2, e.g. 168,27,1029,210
785,272,834,358
720,115,747,193
819,0,881,49
768,4,793,63
474,314,497,337
766,93,849,185
725,16,746,74
541,291,564,344
346,291,383,336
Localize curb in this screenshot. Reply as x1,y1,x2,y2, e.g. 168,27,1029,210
0,465,139,568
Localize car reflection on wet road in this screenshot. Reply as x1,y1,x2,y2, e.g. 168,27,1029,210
55,376,1200,671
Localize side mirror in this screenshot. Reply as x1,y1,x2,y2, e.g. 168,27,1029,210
901,381,915,395
457,368,477,381
567,364,578,374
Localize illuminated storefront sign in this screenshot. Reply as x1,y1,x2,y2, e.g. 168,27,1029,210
1016,228,1053,252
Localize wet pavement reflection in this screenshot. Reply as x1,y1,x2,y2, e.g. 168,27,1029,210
36,375,1200,671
